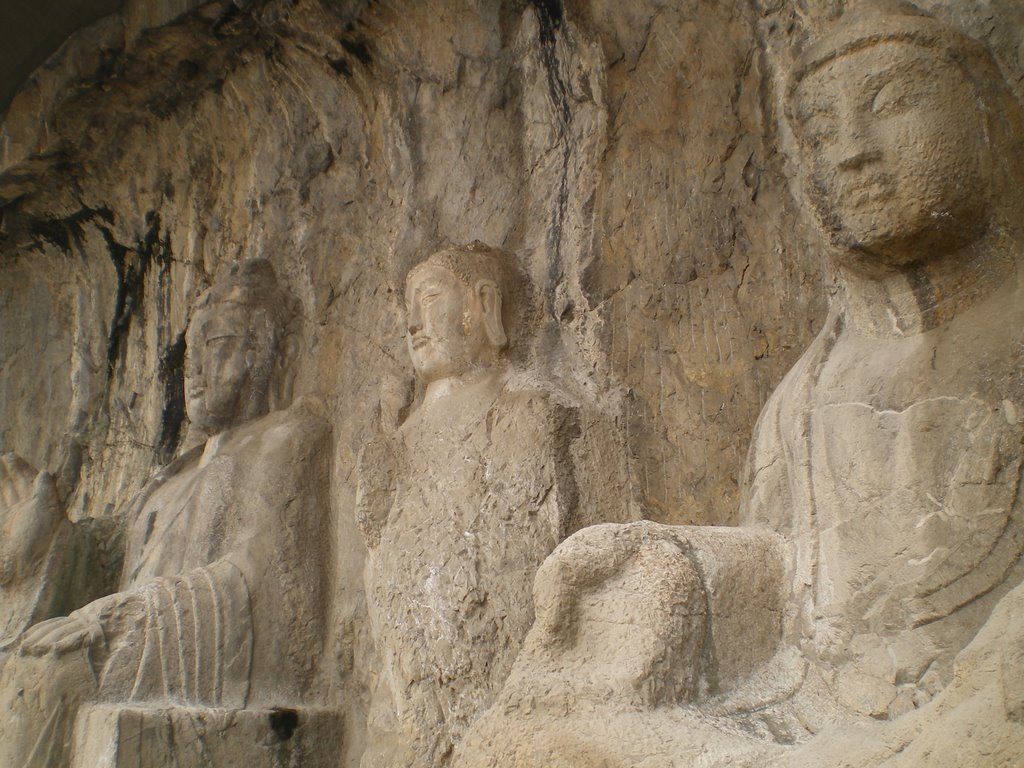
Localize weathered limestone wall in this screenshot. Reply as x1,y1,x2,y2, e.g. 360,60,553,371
7,0,1024,534
1,0,1022,765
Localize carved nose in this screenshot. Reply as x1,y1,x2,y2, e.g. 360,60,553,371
407,303,422,334
835,115,880,171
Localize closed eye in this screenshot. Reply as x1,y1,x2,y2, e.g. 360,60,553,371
204,334,246,346
872,79,921,116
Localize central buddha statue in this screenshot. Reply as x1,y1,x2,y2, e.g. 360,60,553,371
358,243,632,767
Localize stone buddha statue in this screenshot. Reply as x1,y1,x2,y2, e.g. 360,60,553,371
453,3,1024,765
0,260,334,767
358,243,632,768
751,0,1024,721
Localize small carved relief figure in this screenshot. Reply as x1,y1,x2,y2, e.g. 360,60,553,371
357,243,627,768
0,454,64,646
0,260,332,767
745,0,1024,723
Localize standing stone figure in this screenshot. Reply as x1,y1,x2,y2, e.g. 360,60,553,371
0,260,333,767
358,243,624,767
455,2,1024,765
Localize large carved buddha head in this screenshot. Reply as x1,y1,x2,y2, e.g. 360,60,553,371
787,0,1024,269
404,242,514,387
185,260,298,434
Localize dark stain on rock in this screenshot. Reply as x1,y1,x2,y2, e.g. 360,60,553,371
156,331,186,464
29,206,113,254
329,56,352,77
213,2,245,39
528,0,572,301
268,708,299,742
341,37,372,67
101,211,171,375
177,59,202,81
529,0,564,45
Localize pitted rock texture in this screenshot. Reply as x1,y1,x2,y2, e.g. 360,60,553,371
2,1,1023,767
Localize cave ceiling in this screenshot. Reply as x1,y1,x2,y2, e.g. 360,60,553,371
0,0,123,111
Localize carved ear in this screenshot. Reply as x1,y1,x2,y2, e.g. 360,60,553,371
475,279,507,349
271,333,300,410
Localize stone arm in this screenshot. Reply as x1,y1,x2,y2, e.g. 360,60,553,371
227,400,333,705
736,324,838,648
21,399,332,707
19,555,252,707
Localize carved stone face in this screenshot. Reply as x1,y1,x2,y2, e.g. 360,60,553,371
794,42,990,264
185,303,273,432
405,265,493,384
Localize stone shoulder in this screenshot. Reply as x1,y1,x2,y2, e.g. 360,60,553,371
230,395,331,462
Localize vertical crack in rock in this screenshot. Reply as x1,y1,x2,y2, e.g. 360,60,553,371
528,0,573,298
152,205,182,464
552,403,582,531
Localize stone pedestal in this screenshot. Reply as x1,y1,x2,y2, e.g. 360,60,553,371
72,706,342,768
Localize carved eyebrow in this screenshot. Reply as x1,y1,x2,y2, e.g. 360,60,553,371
859,51,936,93
405,282,439,307
204,332,247,342
795,51,940,124
412,280,445,297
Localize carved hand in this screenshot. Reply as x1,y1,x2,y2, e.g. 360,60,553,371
19,592,139,657
0,453,63,586
18,613,103,657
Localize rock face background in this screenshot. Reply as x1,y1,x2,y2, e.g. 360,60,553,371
1,0,1023,763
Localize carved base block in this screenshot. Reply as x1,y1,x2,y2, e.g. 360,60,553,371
72,705,342,767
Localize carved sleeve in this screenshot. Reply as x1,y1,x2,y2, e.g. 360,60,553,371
99,560,254,707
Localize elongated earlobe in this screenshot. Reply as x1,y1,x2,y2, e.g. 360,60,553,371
476,280,507,349
271,334,300,410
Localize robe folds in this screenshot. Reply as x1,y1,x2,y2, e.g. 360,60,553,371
0,397,332,768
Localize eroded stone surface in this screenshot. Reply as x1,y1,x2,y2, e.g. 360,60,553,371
0,262,335,767
359,244,633,766
73,705,342,768
455,1,1024,766
0,0,1022,766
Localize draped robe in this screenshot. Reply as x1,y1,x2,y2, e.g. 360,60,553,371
742,270,1024,721
0,397,331,768
359,379,582,768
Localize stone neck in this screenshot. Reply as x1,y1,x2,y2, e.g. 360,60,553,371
418,366,504,416
836,236,1019,339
